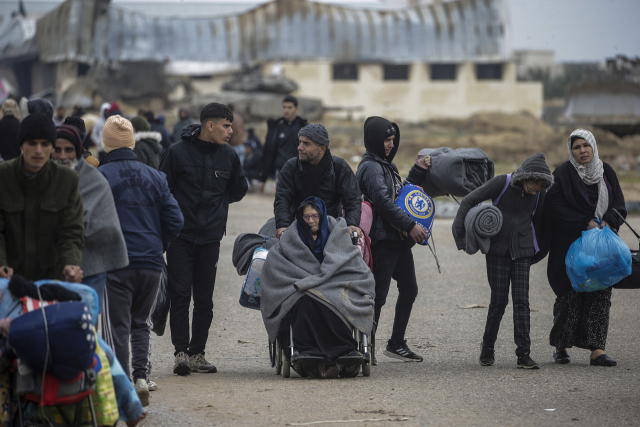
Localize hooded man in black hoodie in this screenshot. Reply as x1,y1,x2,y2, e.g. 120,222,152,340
356,116,431,364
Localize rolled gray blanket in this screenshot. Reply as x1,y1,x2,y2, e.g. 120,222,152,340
463,204,503,255
419,147,494,197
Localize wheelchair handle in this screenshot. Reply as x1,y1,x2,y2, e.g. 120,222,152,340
351,231,358,246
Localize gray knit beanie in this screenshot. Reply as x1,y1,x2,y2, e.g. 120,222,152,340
298,123,330,147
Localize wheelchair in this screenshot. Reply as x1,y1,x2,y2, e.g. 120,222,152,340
269,322,372,378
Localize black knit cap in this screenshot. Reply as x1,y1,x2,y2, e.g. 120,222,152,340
56,124,84,159
18,113,57,147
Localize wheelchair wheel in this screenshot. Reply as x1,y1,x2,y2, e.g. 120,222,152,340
282,358,291,378
362,351,371,377
275,341,282,375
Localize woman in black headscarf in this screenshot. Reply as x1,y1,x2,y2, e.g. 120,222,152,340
546,129,627,367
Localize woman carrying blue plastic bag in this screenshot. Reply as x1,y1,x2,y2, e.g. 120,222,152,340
546,129,627,367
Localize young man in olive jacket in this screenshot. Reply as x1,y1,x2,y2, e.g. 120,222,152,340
0,113,84,283
356,116,431,364
159,103,248,376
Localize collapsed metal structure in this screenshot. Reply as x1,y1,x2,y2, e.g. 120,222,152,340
34,0,510,66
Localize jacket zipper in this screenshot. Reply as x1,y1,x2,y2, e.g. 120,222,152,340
510,192,524,260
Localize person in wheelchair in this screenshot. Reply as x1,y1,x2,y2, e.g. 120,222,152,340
261,197,375,379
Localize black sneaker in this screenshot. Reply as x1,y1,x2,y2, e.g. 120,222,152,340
517,355,540,369
383,341,423,362
553,350,571,364
479,343,495,366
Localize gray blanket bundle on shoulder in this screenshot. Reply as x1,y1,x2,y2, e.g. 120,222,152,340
260,217,375,343
459,204,503,255
418,147,494,197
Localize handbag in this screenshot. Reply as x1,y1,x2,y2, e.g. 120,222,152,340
612,209,640,289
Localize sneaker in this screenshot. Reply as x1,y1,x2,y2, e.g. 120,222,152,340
189,353,218,373
148,380,157,391
479,343,495,366
173,351,191,376
134,378,150,407
383,341,423,362
517,355,540,369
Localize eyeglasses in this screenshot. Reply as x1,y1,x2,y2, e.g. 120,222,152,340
303,214,320,221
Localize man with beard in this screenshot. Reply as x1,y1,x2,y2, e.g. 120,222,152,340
273,123,361,239
356,116,431,364
0,113,84,283
52,117,129,313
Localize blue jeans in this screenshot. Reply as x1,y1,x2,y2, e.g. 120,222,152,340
83,272,107,315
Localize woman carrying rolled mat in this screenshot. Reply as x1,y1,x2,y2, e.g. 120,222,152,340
546,129,627,367
453,153,554,369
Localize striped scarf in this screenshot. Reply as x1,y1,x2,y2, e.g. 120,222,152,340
567,129,608,220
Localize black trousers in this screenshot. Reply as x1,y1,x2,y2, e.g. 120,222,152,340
167,238,220,357
483,254,532,358
104,268,161,381
371,239,419,346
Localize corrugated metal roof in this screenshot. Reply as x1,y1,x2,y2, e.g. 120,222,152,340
34,0,510,65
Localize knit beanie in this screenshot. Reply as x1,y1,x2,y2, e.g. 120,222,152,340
102,115,135,153
511,153,554,188
18,113,57,147
298,123,330,147
130,116,151,133
56,124,84,159
1,99,20,119
62,116,87,142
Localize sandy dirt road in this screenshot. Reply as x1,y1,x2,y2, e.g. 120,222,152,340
135,193,640,427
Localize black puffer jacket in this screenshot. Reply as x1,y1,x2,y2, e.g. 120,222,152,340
453,153,554,261
159,124,248,244
274,149,362,229
133,131,163,169
356,116,426,246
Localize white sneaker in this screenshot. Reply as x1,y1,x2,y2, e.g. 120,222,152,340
134,378,150,407
148,380,157,391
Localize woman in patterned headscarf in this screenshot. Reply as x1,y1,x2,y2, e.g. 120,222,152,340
545,129,627,367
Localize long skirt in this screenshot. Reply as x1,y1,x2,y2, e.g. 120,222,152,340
277,295,357,366
549,288,612,351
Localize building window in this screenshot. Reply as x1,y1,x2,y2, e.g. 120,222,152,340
430,64,457,80
476,63,503,80
383,64,409,80
333,63,358,80
78,63,90,77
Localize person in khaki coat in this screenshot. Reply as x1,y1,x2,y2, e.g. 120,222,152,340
0,113,84,282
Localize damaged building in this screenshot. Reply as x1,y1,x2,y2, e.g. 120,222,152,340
0,0,542,122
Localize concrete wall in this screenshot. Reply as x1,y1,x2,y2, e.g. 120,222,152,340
260,60,542,123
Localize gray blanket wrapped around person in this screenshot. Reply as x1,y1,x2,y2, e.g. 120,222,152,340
459,204,503,255
419,147,494,197
260,216,375,344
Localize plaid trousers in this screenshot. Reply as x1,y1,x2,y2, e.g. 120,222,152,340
483,254,533,358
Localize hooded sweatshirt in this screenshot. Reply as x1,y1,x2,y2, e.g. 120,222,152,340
91,103,111,153
356,116,427,245
453,153,554,261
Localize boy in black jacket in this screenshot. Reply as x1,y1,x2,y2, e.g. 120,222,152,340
356,116,431,364
159,103,248,376
452,153,554,369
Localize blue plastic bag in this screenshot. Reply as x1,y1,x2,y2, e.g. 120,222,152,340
394,184,435,246
565,225,632,292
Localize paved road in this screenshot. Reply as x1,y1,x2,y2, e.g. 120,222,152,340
137,194,640,427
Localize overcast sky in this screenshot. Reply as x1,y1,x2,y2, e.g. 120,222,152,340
507,0,640,62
